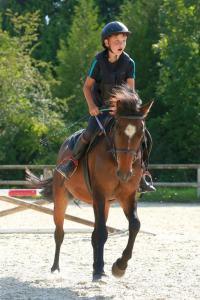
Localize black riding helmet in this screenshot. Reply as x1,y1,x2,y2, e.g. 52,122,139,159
101,21,131,48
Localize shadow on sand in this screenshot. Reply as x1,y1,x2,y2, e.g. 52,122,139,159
0,277,113,300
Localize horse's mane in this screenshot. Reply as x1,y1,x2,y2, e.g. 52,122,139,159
110,85,142,117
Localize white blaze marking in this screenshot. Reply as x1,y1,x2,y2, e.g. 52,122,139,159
125,124,136,138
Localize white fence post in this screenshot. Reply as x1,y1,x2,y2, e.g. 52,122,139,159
197,168,200,198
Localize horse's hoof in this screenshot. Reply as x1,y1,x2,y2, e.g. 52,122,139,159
92,271,107,281
112,262,126,278
51,265,60,273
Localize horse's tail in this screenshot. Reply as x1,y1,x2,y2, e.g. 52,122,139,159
25,168,53,202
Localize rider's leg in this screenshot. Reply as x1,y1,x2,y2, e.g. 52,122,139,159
139,128,156,193
56,113,110,179
55,133,88,179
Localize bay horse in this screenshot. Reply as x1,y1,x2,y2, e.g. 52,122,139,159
27,85,153,280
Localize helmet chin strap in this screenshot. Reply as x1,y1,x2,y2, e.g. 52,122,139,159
108,46,114,53
105,41,120,61
108,48,120,61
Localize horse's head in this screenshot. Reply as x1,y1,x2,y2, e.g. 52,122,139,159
110,85,153,182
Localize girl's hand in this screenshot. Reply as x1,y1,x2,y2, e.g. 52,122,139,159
89,104,100,116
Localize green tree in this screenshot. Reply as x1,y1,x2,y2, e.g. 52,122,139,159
0,12,65,164
152,0,200,163
119,0,162,102
0,0,79,64
95,0,122,21
55,0,102,124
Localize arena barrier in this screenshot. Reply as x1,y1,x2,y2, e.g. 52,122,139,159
0,190,156,236
0,194,123,234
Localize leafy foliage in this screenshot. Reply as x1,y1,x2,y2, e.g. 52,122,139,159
95,0,122,21
0,0,199,166
151,0,200,163
0,12,65,164
55,0,102,123
119,0,162,102
0,0,79,63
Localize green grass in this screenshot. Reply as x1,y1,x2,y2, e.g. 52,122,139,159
12,187,200,204
140,187,200,203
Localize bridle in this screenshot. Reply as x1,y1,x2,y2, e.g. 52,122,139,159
108,115,145,163
94,113,145,163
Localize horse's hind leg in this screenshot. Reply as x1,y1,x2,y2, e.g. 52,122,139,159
51,178,68,273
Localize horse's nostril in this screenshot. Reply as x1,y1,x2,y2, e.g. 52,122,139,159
116,170,120,178
116,170,132,182
116,170,124,180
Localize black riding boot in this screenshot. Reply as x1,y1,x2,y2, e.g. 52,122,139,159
139,128,156,193
56,136,88,179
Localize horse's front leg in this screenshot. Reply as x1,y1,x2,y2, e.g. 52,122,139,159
112,194,140,277
92,192,109,280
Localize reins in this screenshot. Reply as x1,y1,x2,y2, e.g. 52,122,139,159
94,114,115,159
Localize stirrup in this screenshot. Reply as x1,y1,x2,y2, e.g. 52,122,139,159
139,170,156,193
143,170,154,186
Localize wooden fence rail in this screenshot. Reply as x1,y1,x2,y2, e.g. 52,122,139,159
0,164,200,197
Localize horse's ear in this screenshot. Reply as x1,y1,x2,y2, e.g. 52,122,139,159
140,100,154,117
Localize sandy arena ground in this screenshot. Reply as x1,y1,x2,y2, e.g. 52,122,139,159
0,200,200,300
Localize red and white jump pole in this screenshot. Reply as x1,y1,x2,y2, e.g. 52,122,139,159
0,189,42,197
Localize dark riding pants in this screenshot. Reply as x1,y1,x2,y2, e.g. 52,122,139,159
82,112,112,142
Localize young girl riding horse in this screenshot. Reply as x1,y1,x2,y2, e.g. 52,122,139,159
56,21,155,192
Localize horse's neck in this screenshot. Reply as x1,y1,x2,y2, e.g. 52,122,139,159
94,132,115,163
87,121,115,156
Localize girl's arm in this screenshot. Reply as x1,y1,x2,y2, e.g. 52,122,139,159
83,77,100,116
